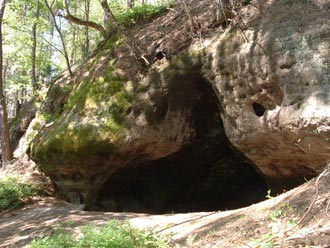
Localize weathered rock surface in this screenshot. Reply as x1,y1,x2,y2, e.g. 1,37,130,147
25,0,330,210
9,100,37,153
204,0,330,189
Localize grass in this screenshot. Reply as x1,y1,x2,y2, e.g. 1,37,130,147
29,220,171,248
0,175,40,211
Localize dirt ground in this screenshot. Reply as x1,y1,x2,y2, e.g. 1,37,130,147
1,167,330,248
1,1,330,247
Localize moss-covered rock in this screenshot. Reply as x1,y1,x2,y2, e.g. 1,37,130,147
27,33,215,208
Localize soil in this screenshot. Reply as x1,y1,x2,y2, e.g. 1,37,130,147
1,166,330,248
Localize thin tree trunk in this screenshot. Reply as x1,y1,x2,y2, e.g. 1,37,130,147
127,0,134,9
31,1,40,93
83,0,90,59
44,0,73,76
101,0,147,64
0,0,12,166
70,1,78,64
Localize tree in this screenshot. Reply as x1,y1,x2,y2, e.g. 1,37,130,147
31,1,40,92
4,0,60,98
100,0,147,64
58,0,147,64
82,0,90,59
60,0,106,36
0,0,12,166
127,0,134,9
44,0,73,76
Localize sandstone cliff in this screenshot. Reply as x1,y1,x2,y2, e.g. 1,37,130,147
22,0,330,211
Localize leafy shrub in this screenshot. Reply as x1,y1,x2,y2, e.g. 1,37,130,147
0,175,39,211
29,220,171,248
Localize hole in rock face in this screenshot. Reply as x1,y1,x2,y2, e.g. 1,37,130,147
155,50,167,60
95,79,268,213
253,102,266,117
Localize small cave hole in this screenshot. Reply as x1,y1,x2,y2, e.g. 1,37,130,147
253,102,266,117
155,50,167,60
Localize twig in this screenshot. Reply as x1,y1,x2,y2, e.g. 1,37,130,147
155,212,218,234
297,138,330,156
296,168,329,226
179,0,198,33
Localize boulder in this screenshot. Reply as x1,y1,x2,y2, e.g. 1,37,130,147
27,0,330,209
203,0,330,189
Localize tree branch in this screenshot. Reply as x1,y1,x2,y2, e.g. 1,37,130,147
60,13,105,35
60,0,106,36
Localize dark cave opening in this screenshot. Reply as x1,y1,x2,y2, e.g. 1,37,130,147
97,155,268,214
96,78,268,214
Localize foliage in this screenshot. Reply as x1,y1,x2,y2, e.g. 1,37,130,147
29,220,171,248
0,175,40,211
251,203,297,248
116,4,169,27
2,0,172,106
266,189,273,199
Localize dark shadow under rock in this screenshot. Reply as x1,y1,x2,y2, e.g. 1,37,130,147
95,79,267,213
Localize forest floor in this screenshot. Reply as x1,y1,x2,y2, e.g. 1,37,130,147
1,166,330,248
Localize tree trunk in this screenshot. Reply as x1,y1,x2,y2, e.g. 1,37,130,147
101,0,146,63
70,1,78,64
31,1,40,93
44,0,73,76
83,0,90,59
0,0,12,166
61,0,105,36
127,0,134,9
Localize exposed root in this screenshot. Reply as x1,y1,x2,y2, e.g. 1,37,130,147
296,165,330,226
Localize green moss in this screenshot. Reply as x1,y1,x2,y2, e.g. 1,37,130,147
39,83,72,122
30,56,135,170
31,120,118,172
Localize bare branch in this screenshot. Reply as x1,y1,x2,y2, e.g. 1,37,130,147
60,0,106,36
59,13,105,34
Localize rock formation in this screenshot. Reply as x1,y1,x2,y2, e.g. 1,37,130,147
23,0,330,210
203,0,330,188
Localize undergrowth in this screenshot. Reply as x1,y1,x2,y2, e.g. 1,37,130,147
29,220,171,248
0,175,40,211
251,203,297,248
113,2,173,27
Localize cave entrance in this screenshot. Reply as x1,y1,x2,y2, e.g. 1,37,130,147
96,77,268,214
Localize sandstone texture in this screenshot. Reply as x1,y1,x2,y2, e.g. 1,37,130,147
24,0,330,209
9,100,37,154
204,0,330,188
